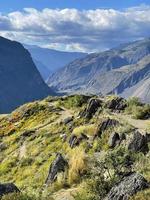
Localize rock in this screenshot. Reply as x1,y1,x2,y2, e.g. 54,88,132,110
95,118,119,138
106,173,149,200
22,129,35,137
146,133,150,142
120,132,126,141
128,131,149,153
108,132,120,148
0,183,20,196
81,98,102,119
105,97,127,111
0,142,7,151
69,135,78,148
75,133,89,146
63,116,73,125
69,133,89,148
45,153,68,184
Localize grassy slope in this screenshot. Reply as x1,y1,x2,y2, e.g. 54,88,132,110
0,95,150,199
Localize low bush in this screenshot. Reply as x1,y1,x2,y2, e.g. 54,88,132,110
57,95,90,109
126,97,150,119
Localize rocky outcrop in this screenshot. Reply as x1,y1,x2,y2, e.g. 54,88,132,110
108,132,120,148
95,118,119,138
45,153,68,184
128,131,149,153
106,173,149,200
69,133,89,148
0,183,20,196
105,97,127,111
69,135,78,148
81,98,102,119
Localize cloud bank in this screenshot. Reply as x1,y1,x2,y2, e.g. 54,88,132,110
0,5,150,52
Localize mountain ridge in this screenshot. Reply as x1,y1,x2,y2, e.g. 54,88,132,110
0,36,53,113
47,38,150,102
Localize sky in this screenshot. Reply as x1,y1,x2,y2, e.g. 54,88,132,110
0,0,150,52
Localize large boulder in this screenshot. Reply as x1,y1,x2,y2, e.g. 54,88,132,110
128,131,149,153
105,97,127,111
106,173,149,200
108,132,120,148
81,98,102,119
0,183,20,196
95,118,119,138
45,153,68,184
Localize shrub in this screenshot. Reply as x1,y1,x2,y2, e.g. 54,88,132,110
57,95,90,109
126,97,150,119
127,97,142,108
20,157,34,167
132,104,150,119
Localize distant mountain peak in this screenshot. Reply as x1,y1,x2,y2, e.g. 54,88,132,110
47,38,150,103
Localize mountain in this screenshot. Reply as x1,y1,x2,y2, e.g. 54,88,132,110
0,36,53,113
47,38,150,102
24,44,87,80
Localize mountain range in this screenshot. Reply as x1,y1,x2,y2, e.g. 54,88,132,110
0,37,53,113
47,38,150,103
24,44,87,80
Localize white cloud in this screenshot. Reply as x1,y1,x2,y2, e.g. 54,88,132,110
0,5,150,52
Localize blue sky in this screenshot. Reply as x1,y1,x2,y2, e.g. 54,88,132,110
0,1,150,52
0,0,150,13
0,0,150,12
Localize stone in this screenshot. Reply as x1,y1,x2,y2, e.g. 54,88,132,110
22,129,35,137
106,173,149,200
69,135,78,148
63,117,73,125
0,183,20,196
128,131,149,153
146,133,150,142
0,142,7,151
105,97,127,111
69,133,89,148
108,132,120,148
45,153,68,184
95,118,119,138
82,98,102,119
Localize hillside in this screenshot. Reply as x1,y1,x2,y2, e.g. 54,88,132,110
0,95,150,200
47,38,150,102
0,37,53,114
24,44,87,80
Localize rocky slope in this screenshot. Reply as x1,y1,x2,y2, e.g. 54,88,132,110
0,95,150,200
47,38,150,102
0,37,53,114
24,44,87,80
